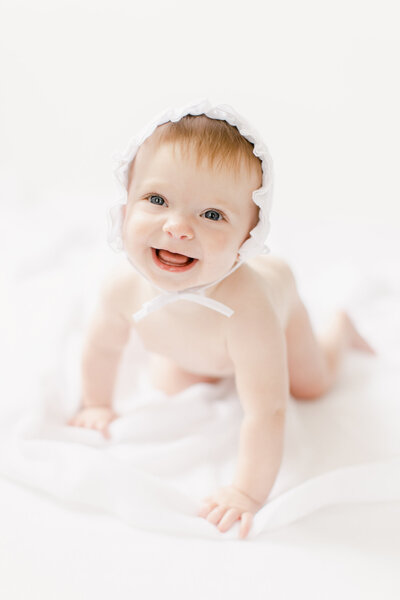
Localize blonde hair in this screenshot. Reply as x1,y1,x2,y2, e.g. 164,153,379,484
130,114,262,185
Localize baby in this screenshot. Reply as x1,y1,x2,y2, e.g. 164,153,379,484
68,101,375,539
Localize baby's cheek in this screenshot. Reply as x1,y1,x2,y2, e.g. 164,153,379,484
123,216,150,246
206,228,234,255
209,235,240,268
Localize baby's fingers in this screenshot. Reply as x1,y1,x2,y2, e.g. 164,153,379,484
198,501,218,518
218,508,241,533
90,419,112,438
68,414,86,428
206,505,227,526
97,421,111,439
68,413,114,438
239,512,253,539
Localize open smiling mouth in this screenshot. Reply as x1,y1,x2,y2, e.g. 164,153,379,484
151,248,199,272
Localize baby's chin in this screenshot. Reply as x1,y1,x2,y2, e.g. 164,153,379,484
146,263,232,293
146,269,210,292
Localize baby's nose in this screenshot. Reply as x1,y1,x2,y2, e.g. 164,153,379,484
162,219,194,240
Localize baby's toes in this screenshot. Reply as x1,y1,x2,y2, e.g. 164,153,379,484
218,508,241,533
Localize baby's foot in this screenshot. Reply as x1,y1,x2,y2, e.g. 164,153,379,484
339,310,376,355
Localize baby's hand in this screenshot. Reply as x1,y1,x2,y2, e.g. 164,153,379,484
68,406,118,439
198,485,263,539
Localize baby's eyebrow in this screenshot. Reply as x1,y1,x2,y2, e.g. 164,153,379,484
204,197,239,215
139,179,170,192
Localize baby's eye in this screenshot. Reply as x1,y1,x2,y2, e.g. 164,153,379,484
202,209,223,221
148,194,166,206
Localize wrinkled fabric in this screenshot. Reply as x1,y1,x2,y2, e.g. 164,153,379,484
1,327,399,540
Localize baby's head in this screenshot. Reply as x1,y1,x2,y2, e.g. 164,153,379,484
127,114,262,191
121,115,263,291
110,101,273,293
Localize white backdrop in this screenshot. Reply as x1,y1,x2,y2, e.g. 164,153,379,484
1,4,400,599
1,0,399,227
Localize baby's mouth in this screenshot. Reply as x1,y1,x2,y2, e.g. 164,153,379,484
151,248,198,272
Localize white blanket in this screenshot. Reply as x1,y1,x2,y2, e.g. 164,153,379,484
1,207,400,541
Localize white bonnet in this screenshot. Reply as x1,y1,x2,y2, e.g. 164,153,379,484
108,98,274,261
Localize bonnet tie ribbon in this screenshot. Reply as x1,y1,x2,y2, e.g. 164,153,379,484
133,291,234,322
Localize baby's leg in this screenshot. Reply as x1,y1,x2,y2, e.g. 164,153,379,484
285,301,375,400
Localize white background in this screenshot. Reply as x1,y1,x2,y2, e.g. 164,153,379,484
1,0,399,229
1,3,400,599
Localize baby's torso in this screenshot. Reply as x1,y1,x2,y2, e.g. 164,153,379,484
117,255,298,378
135,300,234,377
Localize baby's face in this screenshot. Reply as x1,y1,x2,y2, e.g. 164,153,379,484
122,138,260,292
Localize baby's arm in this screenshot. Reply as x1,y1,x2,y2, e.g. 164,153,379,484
68,272,132,437
228,298,288,504
198,295,289,537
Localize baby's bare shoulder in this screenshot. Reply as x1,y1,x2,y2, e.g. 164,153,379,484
100,261,145,320
219,265,269,309
222,268,283,362
219,255,298,328
247,254,297,292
